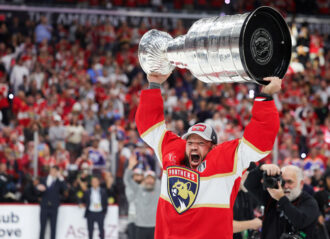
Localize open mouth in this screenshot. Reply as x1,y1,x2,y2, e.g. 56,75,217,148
190,154,201,167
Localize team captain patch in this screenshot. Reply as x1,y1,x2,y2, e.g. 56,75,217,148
167,166,200,214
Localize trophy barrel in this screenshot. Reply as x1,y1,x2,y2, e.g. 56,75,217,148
138,6,291,85
240,6,292,84
181,6,292,84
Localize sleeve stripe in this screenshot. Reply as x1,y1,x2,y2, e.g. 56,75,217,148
236,138,271,174
141,120,165,138
157,130,167,166
141,121,166,167
200,146,238,180
160,194,171,203
255,98,266,101
191,204,230,209
241,137,271,154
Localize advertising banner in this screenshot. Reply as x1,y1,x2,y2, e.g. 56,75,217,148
0,5,199,29
0,5,329,33
0,204,119,239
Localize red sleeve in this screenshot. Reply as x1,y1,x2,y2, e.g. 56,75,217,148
243,99,280,152
232,98,280,175
135,89,185,168
135,89,164,136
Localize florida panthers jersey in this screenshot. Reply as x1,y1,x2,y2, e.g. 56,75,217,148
135,89,279,239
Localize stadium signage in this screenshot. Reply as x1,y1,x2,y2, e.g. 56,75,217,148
0,5,329,33
0,212,22,238
0,5,200,28
0,204,119,239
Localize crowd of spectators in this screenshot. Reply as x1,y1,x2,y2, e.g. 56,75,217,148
3,0,329,15
0,2,329,232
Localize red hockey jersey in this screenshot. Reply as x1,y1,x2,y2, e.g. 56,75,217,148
135,89,279,239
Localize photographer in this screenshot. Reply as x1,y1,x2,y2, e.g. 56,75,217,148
314,169,330,238
245,164,319,239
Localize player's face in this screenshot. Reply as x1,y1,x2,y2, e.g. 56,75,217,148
185,134,213,170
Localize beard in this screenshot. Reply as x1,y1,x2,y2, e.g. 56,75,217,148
285,184,302,201
143,183,155,191
183,153,207,169
183,154,190,167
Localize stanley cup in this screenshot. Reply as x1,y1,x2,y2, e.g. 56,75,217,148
138,6,292,85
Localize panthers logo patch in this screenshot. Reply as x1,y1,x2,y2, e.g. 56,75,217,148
167,166,200,214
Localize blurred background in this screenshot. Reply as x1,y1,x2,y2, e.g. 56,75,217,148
0,0,328,238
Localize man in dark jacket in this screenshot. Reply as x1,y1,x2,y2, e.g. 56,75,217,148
0,160,17,202
314,169,330,237
22,176,40,203
80,175,108,239
36,165,67,239
245,164,319,239
233,171,261,239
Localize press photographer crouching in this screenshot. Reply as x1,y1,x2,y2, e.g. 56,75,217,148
244,164,320,239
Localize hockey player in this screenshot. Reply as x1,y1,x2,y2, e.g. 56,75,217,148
135,73,281,239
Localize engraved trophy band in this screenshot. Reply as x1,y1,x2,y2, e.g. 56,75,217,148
138,6,292,85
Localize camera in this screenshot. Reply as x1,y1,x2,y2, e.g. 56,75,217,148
250,230,261,239
280,232,306,239
262,172,284,189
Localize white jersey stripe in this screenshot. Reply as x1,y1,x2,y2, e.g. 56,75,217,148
254,98,266,101
237,138,270,174
241,137,271,154
161,171,233,207
191,204,230,209
200,147,238,181
141,121,167,167
141,120,165,138
160,138,272,210
157,130,167,166
160,194,230,209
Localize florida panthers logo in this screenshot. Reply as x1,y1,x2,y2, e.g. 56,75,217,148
167,166,200,214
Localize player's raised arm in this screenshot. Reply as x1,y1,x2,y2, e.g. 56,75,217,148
236,77,281,173
135,73,169,135
135,73,185,167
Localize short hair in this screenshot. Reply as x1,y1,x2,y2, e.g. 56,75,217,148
51,165,59,171
91,175,101,181
281,165,304,182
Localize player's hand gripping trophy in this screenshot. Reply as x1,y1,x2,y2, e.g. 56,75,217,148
138,6,291,85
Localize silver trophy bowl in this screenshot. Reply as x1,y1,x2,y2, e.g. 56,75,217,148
138,6,292,85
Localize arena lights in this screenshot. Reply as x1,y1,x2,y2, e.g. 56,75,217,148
225,0,230,4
